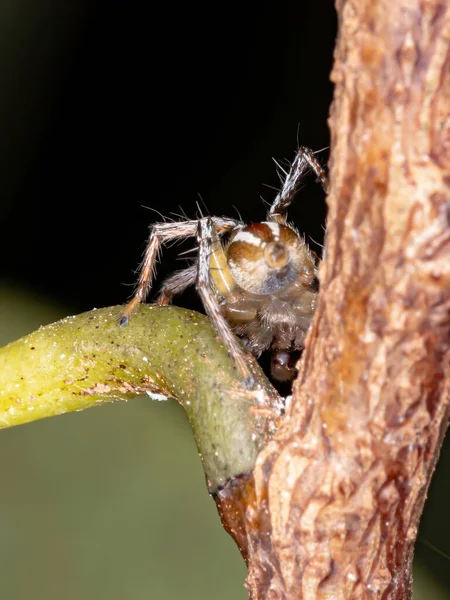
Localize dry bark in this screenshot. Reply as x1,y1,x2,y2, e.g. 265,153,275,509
243,1,450,598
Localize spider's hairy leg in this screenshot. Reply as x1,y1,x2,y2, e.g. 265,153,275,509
268,146,328,223
119,220,199,325
156,264,197,306
300,146,329,193
119,218,239,325
196,218,254,386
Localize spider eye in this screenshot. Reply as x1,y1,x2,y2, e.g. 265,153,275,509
226,222,309,294
263,241,289,270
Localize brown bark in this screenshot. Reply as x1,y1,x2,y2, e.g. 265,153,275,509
242,1,450,598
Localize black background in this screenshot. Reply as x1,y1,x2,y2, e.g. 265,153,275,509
0,0,334,313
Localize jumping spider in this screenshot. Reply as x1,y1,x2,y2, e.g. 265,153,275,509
120,146,328,385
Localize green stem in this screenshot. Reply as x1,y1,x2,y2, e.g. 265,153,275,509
0,305,280,492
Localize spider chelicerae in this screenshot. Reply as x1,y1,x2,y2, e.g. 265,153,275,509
119,146,328,386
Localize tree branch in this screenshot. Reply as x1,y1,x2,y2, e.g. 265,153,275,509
0,305,279,493
239,1,450,597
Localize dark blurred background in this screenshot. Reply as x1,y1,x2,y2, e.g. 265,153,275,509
0,1,448,598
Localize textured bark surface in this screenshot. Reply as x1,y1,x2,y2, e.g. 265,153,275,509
244,1,450,598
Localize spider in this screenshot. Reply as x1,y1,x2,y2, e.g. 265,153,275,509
119,146,328,386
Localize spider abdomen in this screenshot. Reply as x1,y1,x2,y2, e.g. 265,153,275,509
222,282,317,380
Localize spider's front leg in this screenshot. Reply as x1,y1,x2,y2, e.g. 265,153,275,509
119,221,198,325
268,146,329,223
196,218,254,387
119,217,239,324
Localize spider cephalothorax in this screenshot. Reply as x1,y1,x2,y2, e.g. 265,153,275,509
219,221,319,381
120,146,328,385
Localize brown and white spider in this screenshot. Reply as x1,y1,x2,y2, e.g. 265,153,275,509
119,146,328,386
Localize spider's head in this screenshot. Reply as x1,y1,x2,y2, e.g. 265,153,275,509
226,222,315,295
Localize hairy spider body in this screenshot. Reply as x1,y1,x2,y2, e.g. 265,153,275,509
120,147,328,385
213,221,318,381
